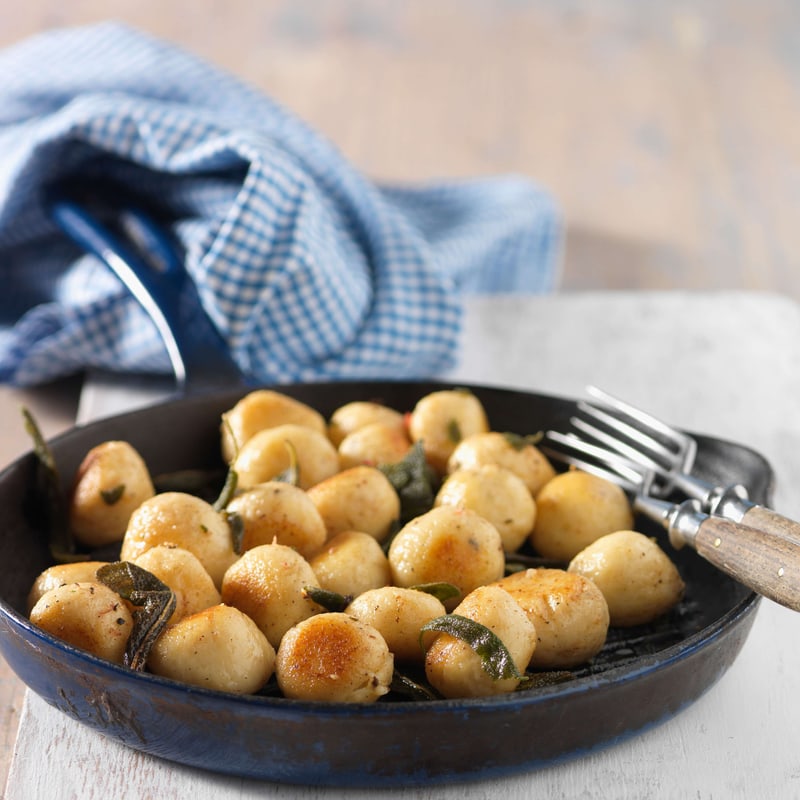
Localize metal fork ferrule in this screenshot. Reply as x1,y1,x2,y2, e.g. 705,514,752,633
666,499,707,551
708,483,752,522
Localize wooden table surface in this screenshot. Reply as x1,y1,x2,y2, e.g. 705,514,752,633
2,1,800,793
3,1,800,298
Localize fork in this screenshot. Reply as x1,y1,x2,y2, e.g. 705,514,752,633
541,389,800,612
561,386,800,546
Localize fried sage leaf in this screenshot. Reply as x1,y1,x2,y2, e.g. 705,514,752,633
223,510,245,555
100,484,126,505
273,441,301,486
212,467,238,512
410,582,461,603
420,614,527,683
390,669,440,701
502,431,543,450
97,561,176,671
303,586,351,612
379,441,438,525
21,407,78,563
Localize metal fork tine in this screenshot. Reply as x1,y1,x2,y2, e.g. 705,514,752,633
542,431,652,494
584,385,697,474
586,386,689,445
573,405,680,467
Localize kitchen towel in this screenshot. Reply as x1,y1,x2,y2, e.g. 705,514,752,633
0,22,561,386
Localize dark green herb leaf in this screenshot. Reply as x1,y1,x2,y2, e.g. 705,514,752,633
303,585,351,612
224,510,245,555
410,582,461,603
97,561,176,671
273,441,300,486
446,418,462,444
212,467,238,512
21,407,78,563
379,441,439,525
100,484,125,505
502,431,543,451
390,670,440,701
420,614,527,683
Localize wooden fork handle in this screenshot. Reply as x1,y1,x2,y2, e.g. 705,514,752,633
739,505,800,547
693,515,800,611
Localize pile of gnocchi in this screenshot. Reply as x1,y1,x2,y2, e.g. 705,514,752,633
27,387,685,703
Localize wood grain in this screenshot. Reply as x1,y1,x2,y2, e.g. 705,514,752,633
1,1,799,297
693,515,800,610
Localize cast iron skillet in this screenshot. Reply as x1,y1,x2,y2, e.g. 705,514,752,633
0,380,768,787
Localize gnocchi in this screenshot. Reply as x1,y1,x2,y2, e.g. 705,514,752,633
306,465,400,543
27,385,688,705
337,422,412,470
308,530,392,598
408,389,490,474
132,545,222,625
69,440,155,548
220,543,322,648
275,612,393,703
424,585,536,698
388,506,505,607
327,400,406,448
530,469,634,561
447,431,555,496
147,603,275,694
568,530,685,626
220,389,326,463
120,492,237,588
226,481,327,557
346,586,446,663
29,581,133,663
232,424,339,489
495,568,609,668
435,464,535,552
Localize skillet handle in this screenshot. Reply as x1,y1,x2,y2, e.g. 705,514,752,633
689,514,800,611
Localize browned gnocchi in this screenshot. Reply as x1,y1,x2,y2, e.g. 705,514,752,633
388,506,505,607
220,542,322,648
275,612,393,703
495,568,609,668
226,481,327,557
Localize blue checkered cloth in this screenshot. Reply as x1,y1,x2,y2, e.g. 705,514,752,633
0,23,561,387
